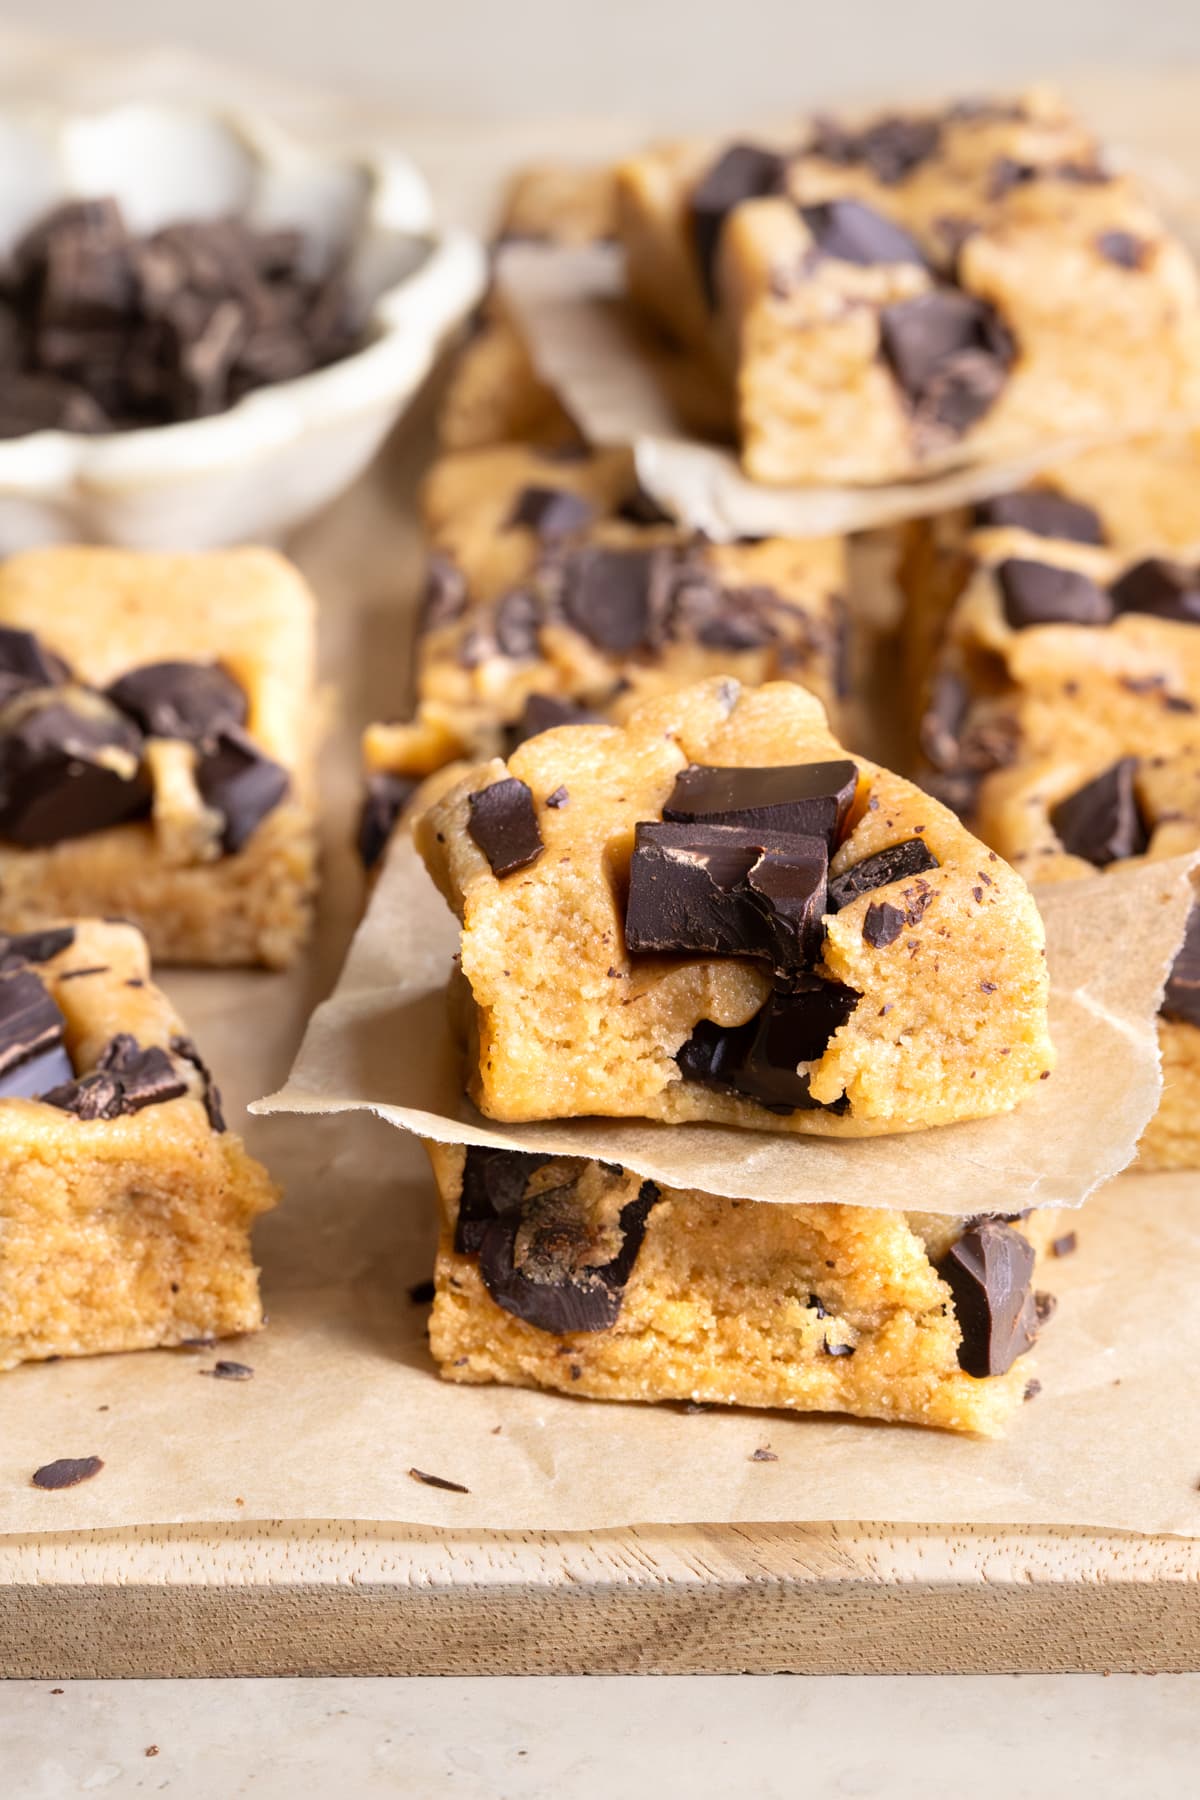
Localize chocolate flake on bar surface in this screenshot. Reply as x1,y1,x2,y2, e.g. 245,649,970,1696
31,1454,104,1490
0,962,74,1098
477,1175,660,1334
677,977,857,1114
43,1032,187,1121
1111,557,1200,623
467,777,544,877
1095,229,1148,269
1162,905,1200,1029
0,199,361,437
106,661,248,743
879,290,1013,436
1050,758,1148,866
357,771,419,871
997,557,1114,629
194,726,291,855
973,489,1106,545
456,1146,553,1254
690,144,786,303
169,1033,227,1132
1051,1232,1078,1258
936,1219,1039,1378
508,692,604,750
827,839,939,912
663,760,858,850
0,696,151,847
505,485,598,540
800,198,926,268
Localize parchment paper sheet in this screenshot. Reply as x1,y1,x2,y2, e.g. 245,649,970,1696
0,39,1197,1543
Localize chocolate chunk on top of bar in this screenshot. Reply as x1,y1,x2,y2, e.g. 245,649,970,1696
43,1031,187,1121
996,558,1114,629
1162,905,1200,1029
507,693,604,751
827,839,939,911
467,777,544,877
973,489,1106,545
625,821,827,972
880,291,1014,435
0,626,72,701
690,143,786,304
505,485,598,540
1050,759,1148,867
809,113,941,185
799,199,927,268
561,547,659,653
0,961,74,1099
107,661,248,743
0,694,151,847
936,1219,1039,1378
1110,557,1200,624
477,1172,660,1334
663,760,858,852
194,726,290,854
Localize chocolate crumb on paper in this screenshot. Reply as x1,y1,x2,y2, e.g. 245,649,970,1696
409,1466,470,1494
407,1278,436,1305
31,1455,104,1490
1052,1232,1079,1258
750,1445,779,1462
203,1361,254,1381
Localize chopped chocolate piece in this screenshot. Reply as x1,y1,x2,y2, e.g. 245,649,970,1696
828,839,939,911
862,901,906,948
799,198,926,267
194,726,290,854
617,485,675,526
973,489,1106,545
1111,557,1200,624
937,1220,1038,1377
505,485,598,540
457,1146,553,1254
690,144,786,303
31,1455,104,1490
561,546,657,652
419,554,469,635
545,785,569,808
467,777,544,877
1051,1232,1078,1258
750,1446,779,1461
996,557,1114,629
357,771,418,871
207,1360,254,1380
408,1467,470,1493
880,292,1013,434
677,978,857,1113
0,964,73,1098
44,1033,187,1120
663,759,858,850
407,1278,436,1305
0,626,71,700
823,1337,855,1357
1034,1291,1057,1326
107,660,247,743
0,697,151,847
1050,759,1148,866
0,925,75,964
920,669,970,770
508,692,603,750
1096,230,1148,269
170,1033,227,1132
492,588,542,660
625,820,827,972
477,1177,660,1333
811,114,941,184
1162,905,1200,1029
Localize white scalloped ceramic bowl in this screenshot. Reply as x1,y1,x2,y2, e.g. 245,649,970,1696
0,101,487,548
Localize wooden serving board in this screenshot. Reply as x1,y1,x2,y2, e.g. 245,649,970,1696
2,1522,1198,1677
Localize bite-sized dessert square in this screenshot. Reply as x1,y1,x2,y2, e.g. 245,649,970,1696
358,443,849,867
415,677,1054,1133
426,1143,1059,1436
0,547,318,967
617,89,1200,485
0,918,277,1370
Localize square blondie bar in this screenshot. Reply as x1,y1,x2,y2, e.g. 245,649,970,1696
0,547,318,967
0,919,277,1370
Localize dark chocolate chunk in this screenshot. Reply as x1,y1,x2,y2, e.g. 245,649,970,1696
0,698,151,847
0,925,75,964
624,820,827,972
1050,759,1148,866
663,759,858,850
169,1034,227,1132
492,588,543,660
477,1176,660,1334
545,785,569,808
31,1455,104,1490
57,966,109,982
677,977,857,1114
862,901,906,948
43,1033,187,1120
799,198,926,267
561,547,657,652
1051,1232,1078,1258
879,291,1013,435
920,669,970,771
810,114,941,185
505,485,598,540
690,144,785,303
0,626,71,700
828,839,939,911
107,660,247,743
467,777,544,877
408,1467,470,1493
194,726,290,854
418,555,469,635
1111,557,1200,624
357,771,418,871
750,1445,779,1461
208,1360,254,1380
456,1146,553,1254
936,1220,1039,1377
508,692,603,750
1162,905,1200,1029
974,489,1106,546
407,1277,436,1305
0,964,73,1098
1096,230,1148,269
996,558,1114,629
823,1337,855,1357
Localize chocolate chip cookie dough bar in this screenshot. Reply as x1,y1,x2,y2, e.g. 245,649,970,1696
415,677,1054,1134
0,919,277,1370
425,1144,1058,1436
617,90,1200,485
0,547,318,967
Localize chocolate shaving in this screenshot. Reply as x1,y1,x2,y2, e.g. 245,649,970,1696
408,1467,470,1494
31,1455,104,1490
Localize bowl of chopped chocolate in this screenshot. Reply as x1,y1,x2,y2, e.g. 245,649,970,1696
0,101,487,547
